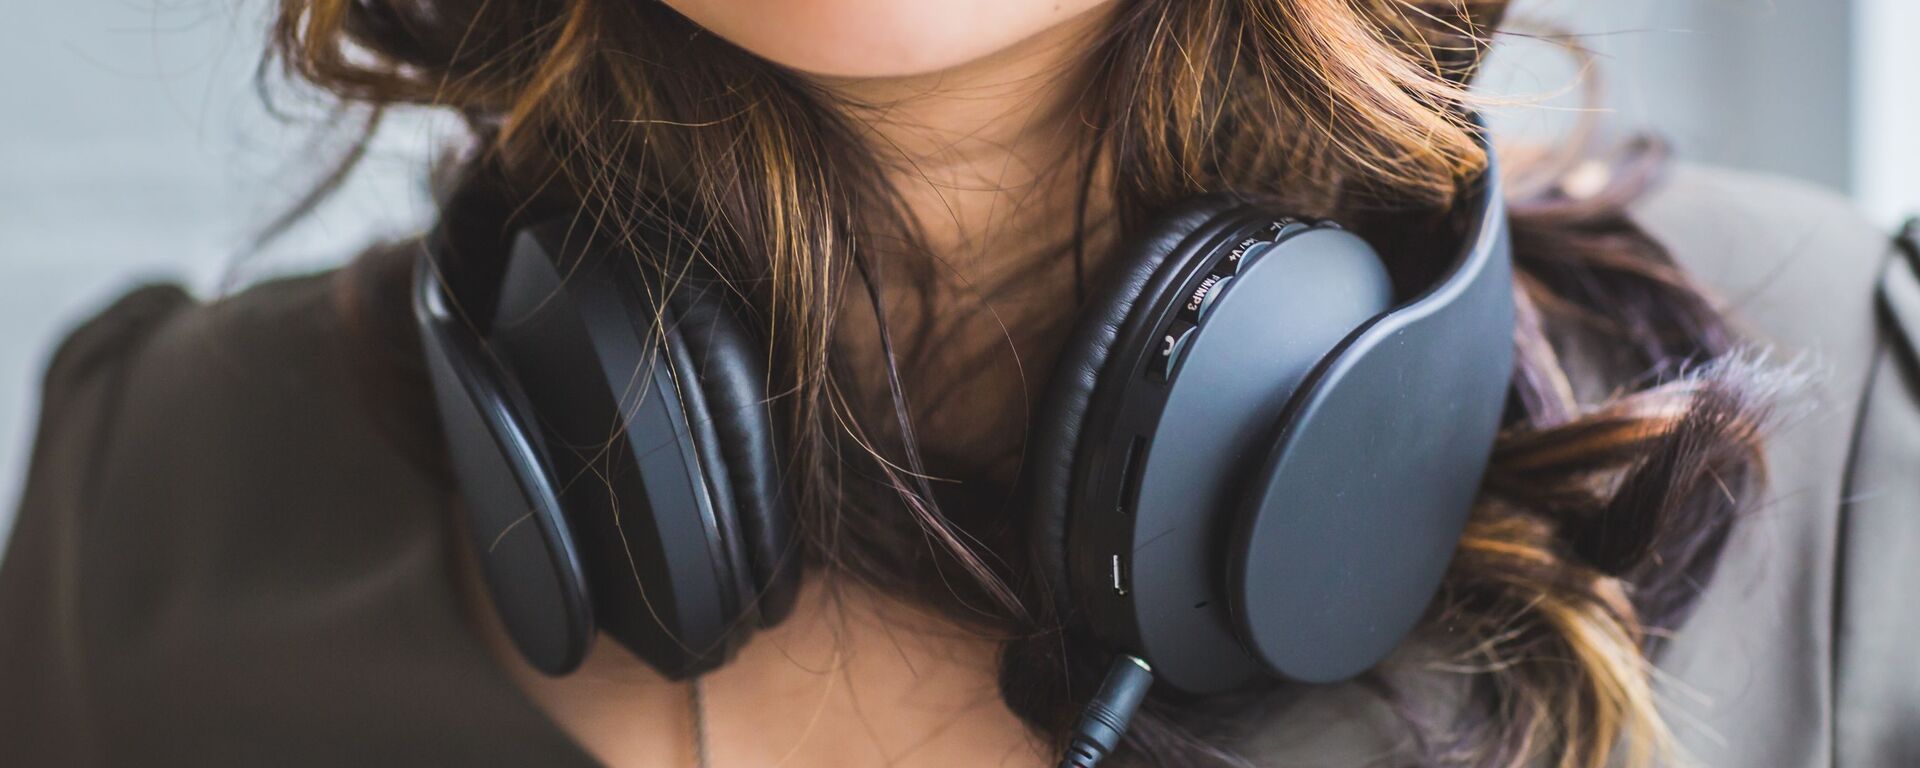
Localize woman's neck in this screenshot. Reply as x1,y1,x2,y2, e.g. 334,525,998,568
492,11,1117,766
490,580,1044,767
820,4,1114,278
821,4,1120,486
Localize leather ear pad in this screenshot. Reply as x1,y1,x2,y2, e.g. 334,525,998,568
669,277,801,628
1027,196,1245,613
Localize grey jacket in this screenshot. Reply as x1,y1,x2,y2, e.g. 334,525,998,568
2,165,1916,766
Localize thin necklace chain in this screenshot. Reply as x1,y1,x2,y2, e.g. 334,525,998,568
688,677,711,768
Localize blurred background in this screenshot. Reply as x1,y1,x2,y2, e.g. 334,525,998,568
3,0,1916,547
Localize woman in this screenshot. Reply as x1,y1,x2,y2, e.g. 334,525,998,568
3,1,1916,766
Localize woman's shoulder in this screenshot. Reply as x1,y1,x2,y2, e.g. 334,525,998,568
1625,162,1907,524
0,246,588,764
1629,163,1920,765
1623,162,1903,488
1631,163,1897,350
12,263,389,543
29,261,358,419
28,243,446,478
25,253,428,499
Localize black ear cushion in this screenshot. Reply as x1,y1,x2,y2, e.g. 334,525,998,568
670,277,801,628
1027,196,1246,614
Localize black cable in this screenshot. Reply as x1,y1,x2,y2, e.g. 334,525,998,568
1057,655,1155,768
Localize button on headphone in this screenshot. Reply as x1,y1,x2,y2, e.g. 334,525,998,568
1153,321,1197,381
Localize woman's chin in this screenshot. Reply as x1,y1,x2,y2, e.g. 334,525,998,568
661,0,1114,79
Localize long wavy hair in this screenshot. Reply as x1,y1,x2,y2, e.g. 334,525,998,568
273,1,1774,765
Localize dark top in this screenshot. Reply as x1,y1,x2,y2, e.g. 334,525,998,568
4,166,1919,766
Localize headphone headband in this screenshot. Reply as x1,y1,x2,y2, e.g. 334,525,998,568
1228,148,1512,683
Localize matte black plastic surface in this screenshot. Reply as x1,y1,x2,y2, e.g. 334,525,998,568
476,223,741,679
1066,215,1393,693
414,256,595,675
1230,168,1514,683
1061,137,1513,693
1028,198,1244,620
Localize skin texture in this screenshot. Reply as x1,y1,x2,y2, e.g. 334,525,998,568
827,3,1124,489
661,0,1117,78
491,3,1122,766
490,581,1043,767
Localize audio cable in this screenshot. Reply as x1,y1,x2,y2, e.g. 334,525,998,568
1057,655,1155,768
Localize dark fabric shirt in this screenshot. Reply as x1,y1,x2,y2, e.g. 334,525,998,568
3,166,1918,766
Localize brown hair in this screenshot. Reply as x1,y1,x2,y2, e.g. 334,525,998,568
272,1,1773,765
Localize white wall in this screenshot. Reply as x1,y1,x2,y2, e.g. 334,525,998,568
1855,0,1920,224
1482,0,1856,192
1,4,451,551
1486,0,1916,221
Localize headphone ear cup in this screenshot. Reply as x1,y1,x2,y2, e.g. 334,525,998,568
1026,197,1244,615
468,222,787,679
670,278,801,628
414,256,596,676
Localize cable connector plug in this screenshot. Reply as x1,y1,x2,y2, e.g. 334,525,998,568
1057,655,1154,768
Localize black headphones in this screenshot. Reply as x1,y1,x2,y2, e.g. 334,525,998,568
413,132,1513,696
